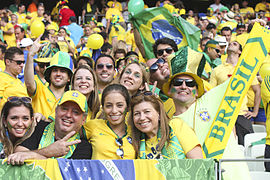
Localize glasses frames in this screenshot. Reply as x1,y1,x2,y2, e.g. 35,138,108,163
157,48,173,56
97,63,113,70
7,96,32,103
149,58,165,73
172,79,197,88
9,59,25,65
115,138,124,159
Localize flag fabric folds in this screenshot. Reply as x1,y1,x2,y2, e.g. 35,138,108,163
202,23,270,159
0,159,216,180
130,7,201,60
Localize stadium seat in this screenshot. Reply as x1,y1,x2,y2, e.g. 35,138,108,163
252,124,266,133
250,171,270,180
244,133,266,158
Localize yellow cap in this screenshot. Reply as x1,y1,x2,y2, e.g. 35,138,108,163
58,90,88,113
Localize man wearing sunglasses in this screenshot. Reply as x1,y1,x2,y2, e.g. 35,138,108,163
25,38,73,119
7,91,92,164
153,37,178,61
0,46,28,109
203,39,222,80
210,41,259,145
94,54,115,93
164,72,204,115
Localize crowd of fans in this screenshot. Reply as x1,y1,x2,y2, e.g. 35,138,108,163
0,0,270,175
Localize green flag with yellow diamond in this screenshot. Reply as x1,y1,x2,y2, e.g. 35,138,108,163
129,7,201,60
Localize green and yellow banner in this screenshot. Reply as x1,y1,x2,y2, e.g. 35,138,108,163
0,159,215,180
203,23,270,159
130,7,201,60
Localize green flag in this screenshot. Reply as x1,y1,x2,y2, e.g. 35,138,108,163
129,7,201,60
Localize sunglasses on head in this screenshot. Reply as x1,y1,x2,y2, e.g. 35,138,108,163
172,79,197,87
149,58,165,73
7,96,32,103
38,62,50,68
115,138,124,159
97,63,113,70
9,59,25,65
157,48,173,56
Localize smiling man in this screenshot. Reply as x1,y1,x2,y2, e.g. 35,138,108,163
7,90,92,164
94,54,115,94
25,40,73,118
0,47,28,109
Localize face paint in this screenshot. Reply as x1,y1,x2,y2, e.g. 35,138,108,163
192,89,196,97
170,87,177,93
7,121,13,129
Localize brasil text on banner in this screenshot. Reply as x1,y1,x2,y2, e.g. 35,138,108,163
129,7,201,60
203,23,270,159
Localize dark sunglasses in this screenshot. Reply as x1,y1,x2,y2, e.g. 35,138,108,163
172,79,197,87
115,138,124,159
149,58,165,73
7,96,32,103
97,63,113,70
9,59,25,65
132,91,154,99
157,48,173,56
212,48,220,54
38,62,50,68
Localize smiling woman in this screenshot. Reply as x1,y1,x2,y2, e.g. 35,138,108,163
118,61,149,97
0,97,35,158
129,92,203,159
83,84,136,159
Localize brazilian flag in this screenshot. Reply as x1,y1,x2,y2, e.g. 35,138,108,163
130,7,201,60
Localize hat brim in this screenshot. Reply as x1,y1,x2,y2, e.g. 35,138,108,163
34,58,51,63
58,99,86,113
44,65,73,82
162,72,204,98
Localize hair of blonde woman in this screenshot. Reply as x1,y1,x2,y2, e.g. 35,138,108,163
71,64,100,119
0,100,35,157
111,40,127,58
117,61,150,96
128,94,170,157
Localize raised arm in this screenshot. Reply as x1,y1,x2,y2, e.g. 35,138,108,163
24,37,44,96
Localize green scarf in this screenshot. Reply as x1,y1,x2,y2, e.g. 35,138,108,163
38,122,80,159
139,127,186,159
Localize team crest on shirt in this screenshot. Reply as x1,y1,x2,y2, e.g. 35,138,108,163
72,92,78,97
196,108,210,122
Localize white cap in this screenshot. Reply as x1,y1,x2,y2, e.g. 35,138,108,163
215,35,228,46
19,38,33,48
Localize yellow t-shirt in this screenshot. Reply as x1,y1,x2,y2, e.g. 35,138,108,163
31,78,59,118
1,23,16,47
240,7,255,14
83,119,136,160
108,25,126,44
16,13,27,24
0,60,5,72
169,118,201,154
261,77,270,145
186,17,196,25
105,8,124,22
255,2,270,12
246,78,259,108
107,1,122,12
0,72,28,109
145,118,200,159
57,37,76,53
125,30,136,51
